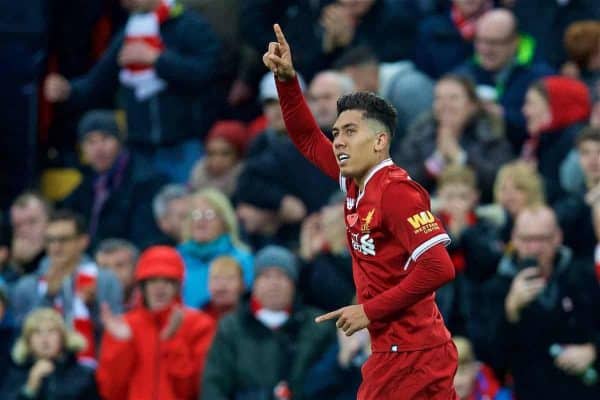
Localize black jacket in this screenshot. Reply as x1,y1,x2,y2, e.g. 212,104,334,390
0,353,99,400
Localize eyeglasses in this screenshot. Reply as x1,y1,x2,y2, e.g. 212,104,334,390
191,208,218,221
475,35,516,47
515,234,555,243
45,234,79,245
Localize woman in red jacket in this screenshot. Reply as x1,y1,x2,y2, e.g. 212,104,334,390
96,245,216,400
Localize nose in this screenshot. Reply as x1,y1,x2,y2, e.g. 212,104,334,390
333,136,346,149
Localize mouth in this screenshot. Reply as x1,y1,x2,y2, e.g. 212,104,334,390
337,153,350,166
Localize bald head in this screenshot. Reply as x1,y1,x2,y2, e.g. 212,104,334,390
475,9,519,72
513,205,562,272
308,71,355,130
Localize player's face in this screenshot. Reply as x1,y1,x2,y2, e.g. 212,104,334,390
332,110,382,179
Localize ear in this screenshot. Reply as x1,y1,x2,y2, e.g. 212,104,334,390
373,132,389,152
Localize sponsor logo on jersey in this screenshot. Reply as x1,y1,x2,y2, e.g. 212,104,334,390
351,232,376,256
407,211,440,234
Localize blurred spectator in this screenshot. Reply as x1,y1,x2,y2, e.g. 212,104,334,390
489,160,546,244
0,0,46,211
521,76,591,203
298,192,354,311
435,166,503,335
452,336,512,400
473,205,600,398
0,308,99,399
11,210,122,363
555,127,600,260
241,0,418,81
178,189,253,308
455,8,554,153
44,0,221,182
395,74,513,202
202,256,246,321
307,70,355,134
563,20,600,96
202,245,335,400
0,285,16,379
416,0,492,79
151,184,190,247
334,46,434,141
507,0,600,68
189,121,249,197
236,72,337,248
4,192,51,283
62,110,167,250
97,246,215,400
303,327,370,399
95,238,139,310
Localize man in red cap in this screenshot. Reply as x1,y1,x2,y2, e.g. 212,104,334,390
96,245,215,400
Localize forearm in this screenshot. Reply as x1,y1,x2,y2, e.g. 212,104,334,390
363,244,455,321
276,77,339,180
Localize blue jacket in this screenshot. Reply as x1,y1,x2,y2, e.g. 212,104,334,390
178,234,253,308
67,10,220,146
415,12,474,79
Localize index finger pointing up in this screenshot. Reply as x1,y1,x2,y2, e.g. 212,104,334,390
273,24,289,48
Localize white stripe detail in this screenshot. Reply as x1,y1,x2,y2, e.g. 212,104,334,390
357,158,394,205
339,175,347,193
126,13,160,36
403,233,451,270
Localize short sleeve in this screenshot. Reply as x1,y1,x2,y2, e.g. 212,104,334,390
382,180,450,269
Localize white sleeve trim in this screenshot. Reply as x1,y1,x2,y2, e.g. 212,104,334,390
403,233,451,270
339,175,347,193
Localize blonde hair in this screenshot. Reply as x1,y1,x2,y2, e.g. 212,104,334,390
209,255,243,279
438,165,477,189
493,161,545,206
12,308,86,365
453,336,476,365
185,188,249,250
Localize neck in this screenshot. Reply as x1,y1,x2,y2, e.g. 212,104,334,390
355,155,391,191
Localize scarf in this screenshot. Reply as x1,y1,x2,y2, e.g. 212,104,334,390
119,0,177,100
37,261,99,366
89,150,130,239
250,296,290,330
450,1,493,40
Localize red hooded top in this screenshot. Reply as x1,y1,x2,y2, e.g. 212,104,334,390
96,246,216,400
539,76,591,133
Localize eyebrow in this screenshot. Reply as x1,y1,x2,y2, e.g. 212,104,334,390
333,123,358,131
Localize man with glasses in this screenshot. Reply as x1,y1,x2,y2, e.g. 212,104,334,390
11,210,122,363
455,8,553,153
471,205,600,398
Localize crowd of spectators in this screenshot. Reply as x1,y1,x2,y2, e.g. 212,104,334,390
0,0,599,399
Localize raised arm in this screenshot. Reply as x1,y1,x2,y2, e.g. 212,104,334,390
263,24,339,181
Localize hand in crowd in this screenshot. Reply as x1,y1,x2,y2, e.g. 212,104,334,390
44,73,71,103
118,42,161,67
263,24,296,82
278,195,307,224
504,267,546,323
26,359,55,394
101,303,132,340
337,328,370,368
316,304,371,337
299,212,326,261
78,283,97,306
436,128,463,164
554,343,597,375
45,264,69,296
320,4,355,52
481,101,504,119
160,305,184,340
237,203,280,235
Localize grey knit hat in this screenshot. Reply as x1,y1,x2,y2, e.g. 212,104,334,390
78,110,122,142
254,245,299,282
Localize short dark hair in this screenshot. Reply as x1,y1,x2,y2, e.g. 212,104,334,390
337,92,397,137
48,209,88,235
333,46,378,70
576,126,600,148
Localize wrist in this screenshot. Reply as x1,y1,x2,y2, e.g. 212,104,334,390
505,297,520,323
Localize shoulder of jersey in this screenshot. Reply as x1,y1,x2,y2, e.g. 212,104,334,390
386,165,411,182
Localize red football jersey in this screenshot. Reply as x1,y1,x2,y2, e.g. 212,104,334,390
277,77,452,352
